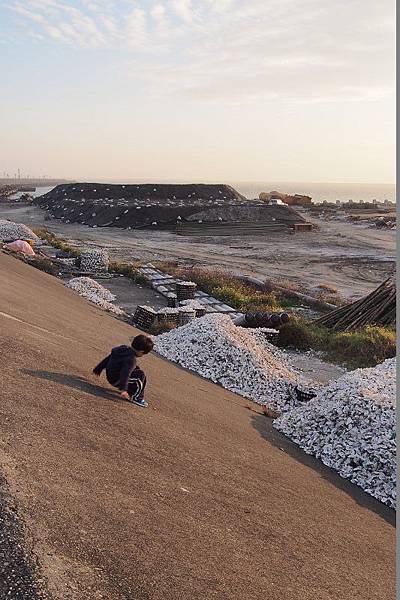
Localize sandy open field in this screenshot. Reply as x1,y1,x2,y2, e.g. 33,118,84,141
0,203,396,300
0,252,395,599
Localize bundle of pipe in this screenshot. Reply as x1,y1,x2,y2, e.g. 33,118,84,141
234,311,290,329
179,299,207,317
167,293,177,308
157,307,179,325
313,276,395,331
176,281,197,302
178,307,196,325
132,306,157,329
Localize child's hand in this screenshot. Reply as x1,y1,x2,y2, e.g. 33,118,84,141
120,391,130,400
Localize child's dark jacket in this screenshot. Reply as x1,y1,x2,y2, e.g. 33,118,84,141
93,345,137,391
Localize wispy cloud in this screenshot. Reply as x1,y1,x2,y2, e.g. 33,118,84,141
171,0,196,24
6,0,395,103
11,0,107,46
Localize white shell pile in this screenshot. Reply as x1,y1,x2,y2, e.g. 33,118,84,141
179,299,206,310
66,277,123,315
155,313,303,412
274,358,396,508
80,249,109,272
0,219,39,242
158,307,179,315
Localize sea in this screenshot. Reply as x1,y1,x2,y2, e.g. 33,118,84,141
231,181,396,203
15,181,396,204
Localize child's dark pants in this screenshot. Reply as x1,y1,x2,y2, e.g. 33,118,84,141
108,367,146,401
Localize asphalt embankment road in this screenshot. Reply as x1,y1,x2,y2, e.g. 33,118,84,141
0,252,395,599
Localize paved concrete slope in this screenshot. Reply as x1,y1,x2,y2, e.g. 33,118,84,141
0,252,395,599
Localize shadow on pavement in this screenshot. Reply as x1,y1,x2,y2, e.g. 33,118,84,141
21,369,120,403
250,412,396,527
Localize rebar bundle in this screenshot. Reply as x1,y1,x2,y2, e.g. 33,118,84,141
313,276,396,331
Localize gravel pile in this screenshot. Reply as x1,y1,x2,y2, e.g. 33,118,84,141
0,220,39,242
66,277,123,315
35,183,304,232
274,358,396,507
179,299,207,310
80,248,109,272
155,314,304,412
35,183,247,230
158,307,179,315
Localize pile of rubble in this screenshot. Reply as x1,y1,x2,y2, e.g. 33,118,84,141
154,312,396,507
79,249,109,273
0,220,39,243
155,314,306,412
179,299,205,309
35,182,247,229
34,182,306,233
274,358,396,507
66,277,123,315
133,303,205,329
373,217,396,229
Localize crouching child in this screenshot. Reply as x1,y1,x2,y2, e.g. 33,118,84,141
93,334,154,408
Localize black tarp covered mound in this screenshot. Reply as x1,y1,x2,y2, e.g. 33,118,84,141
35,183,304,230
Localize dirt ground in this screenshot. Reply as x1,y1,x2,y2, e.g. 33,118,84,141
90,275,168,313
0,203,395,300
0,251,395,599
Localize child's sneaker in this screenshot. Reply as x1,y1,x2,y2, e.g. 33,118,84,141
131,397,148,408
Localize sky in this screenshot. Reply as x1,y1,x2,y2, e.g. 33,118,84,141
0,0,396,183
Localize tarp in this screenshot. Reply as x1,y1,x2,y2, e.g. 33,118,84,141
4,239,35,256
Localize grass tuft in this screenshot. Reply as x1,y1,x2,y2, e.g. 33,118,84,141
109,261,147,285
327,326,396,368
278,317,396,369
32,228,81,258
275,279,305,293
155,263,283,313
317,283,338,294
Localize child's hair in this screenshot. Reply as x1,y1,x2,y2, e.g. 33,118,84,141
131,334,154,354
